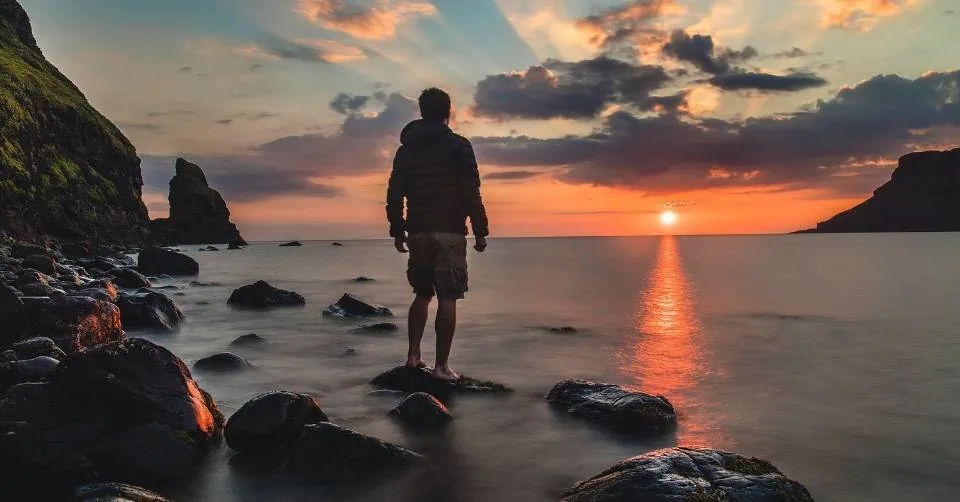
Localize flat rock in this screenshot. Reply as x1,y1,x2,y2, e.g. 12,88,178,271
355,322,400,333
225,391,328,457
371,365,511,398
389,392,452,429
194,352,252,372
562,447,815,502
230,334,268,347
116,290,184,331
323,293,392,318
228,280,305,308
287,423,421,479
546,380,676,434
76,482,174,502
137,247,199,276
353,276,375,282
279,241,303,247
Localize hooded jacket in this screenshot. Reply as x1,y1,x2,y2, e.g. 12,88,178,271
386,119,489,238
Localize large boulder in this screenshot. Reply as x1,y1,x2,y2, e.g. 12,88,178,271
0,421,97,500
149,158,245,245
0,338,224,485
546,380,676,434
287,423,420,479
323,293,392,318
388,392,452,429
193,352,252,372
371,365,511,398
116,290,184,331
562,447,815,502
228,280,305,308
0,357,60,392
113,268,151,288
76,482,174,502
137,247,199,276
22,254,56,275
3,296,123,353
225,391,328,457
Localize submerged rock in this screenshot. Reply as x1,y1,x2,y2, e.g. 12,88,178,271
75,482,174,502
287,423,421,479
227,241,243,250
225,391,328,457
389,392,452,429
353,276,375,282
194,352,252,372
331,242,343,247
279,241,303,247
3,296,123,353
562,447,815,502
371,366,511,398
323,293,392,318
113,268,151,288
355,322,400,333
150,158,246,245
137,247,199,276
116,290,184,331
199,246,219,252
546,380,676,434
228,280,305,308
230,334,268,347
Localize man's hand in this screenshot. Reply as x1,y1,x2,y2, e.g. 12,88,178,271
474,236,487,253
394,233,408,253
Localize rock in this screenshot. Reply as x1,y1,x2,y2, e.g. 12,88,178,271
287,423,420,479
338,347,359,357
355,322,400,333
228,280,305,308
279,240,303,247
547,326,578,333
230,334,268,347
199,245,219,251
0,421,97,500
323,293,392,318
227,241,243,250
0,338,224,484
113,268,151,288
1,284,23,313
389,392,453,429
562,447,815,502
0,357,60,392
807,148,960,233
331,242,343,246
18,282,65,297
193,352,253,372
225,391,328,457
71,288,115,302
22,254,56,275
371,366,511,398
12,243,48,259
16,269,53,286
353,276,375,282
546,380,676,434
149,158,246,245
190,280,220,287
116,290,184,331
60,242,91,258
76,482,174,502
137,247,199,276
58,274,82,286
4,296,123,353
9,337,66,360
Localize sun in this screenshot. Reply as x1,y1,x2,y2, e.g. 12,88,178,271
659,210,678,226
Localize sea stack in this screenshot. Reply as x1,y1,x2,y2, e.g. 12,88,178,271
804,148,960,233
150,158,246,245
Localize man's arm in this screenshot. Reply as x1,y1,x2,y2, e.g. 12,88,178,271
454,137,489,240
386,148,407,249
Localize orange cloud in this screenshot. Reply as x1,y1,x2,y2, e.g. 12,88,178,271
817,0,921,30
575,0,684,55
295,0,437,40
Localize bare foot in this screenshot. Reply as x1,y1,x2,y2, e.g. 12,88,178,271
405,355,425,369
431,366,460,382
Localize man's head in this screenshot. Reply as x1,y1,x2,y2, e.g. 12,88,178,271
418,87,451,122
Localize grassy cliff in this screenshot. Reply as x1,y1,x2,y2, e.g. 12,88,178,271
0,0,149,244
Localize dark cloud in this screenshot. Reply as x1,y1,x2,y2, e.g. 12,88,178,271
473,70,960,196
484,170,543,181
252,34,368,64
178,66,193,73
341,92,417,137
330,93,371,115
771,47,812,58
473,56,672,120
575,0,677,48
708,71,828,92
249,63,265,71
945,9,958,16
216,119,234,126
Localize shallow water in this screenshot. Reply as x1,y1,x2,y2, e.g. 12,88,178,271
138,234,960,501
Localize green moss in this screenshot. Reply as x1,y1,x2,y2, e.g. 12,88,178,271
725,455,780,476
685,488,728,501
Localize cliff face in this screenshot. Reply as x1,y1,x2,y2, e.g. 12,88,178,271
813,148,960,233
0,0,149,244
151,158,245,245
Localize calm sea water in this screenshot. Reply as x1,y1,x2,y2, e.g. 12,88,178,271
136,234,960,502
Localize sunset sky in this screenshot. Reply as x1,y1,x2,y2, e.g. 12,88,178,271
20,0,960,239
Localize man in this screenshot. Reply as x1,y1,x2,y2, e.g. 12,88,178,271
386,88,489,382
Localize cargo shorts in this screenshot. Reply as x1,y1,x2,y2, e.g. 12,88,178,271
406,232,468,300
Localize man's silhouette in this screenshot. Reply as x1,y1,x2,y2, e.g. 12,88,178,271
387,88,489,381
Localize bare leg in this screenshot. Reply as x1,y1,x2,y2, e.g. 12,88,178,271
406,295,431,368
433,299,459,381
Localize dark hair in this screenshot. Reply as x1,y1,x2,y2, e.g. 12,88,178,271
418,87,451,122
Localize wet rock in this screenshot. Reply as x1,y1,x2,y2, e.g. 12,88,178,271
116,290,185,331
546,326,578,333
279,240,303,247
371,366,511,398
323,293,392,318
562,447,815,502
60,242,91,258
287,423,421,479
12,243,48,259
137,247,199,276
228,280,305,308
70,288,115,303
230,334,268,347
0,357,60,392
1,285,23,312
76,482,174,502
546,380,676,434
225,391,328,457
3,296,123,353
194,352,253,372
331,242,343,247
190,280,220,287
227,242,243,250
18,282,65,297
199,246,219,251
113,268,151,288
389,392,452,429
58,274,83,287
355,322,400,333
0,421,97,500
16,269,53,287
9,337,66,360
354,276,375,282
22,254,56,275
338,347,359,357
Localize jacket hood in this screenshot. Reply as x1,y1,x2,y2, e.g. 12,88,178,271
400,119,450,146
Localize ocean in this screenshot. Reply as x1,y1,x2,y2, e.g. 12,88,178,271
137,234,960,501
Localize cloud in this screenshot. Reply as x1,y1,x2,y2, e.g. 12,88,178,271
294,0,437,40
771,47,813,58
178,66,193,73
575,0,682,49
330,93,371,115
216,119,234,125
817,0,921,31
484,170,543,181
239,35,367,63
473,55,673,120
472,70,960,195
708,71,829,91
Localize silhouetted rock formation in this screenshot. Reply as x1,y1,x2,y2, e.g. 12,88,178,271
0,0,150,244
228,280,305,308
150,158,245,245
137,247,199,276
807,148,960,233
546,380,677,434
